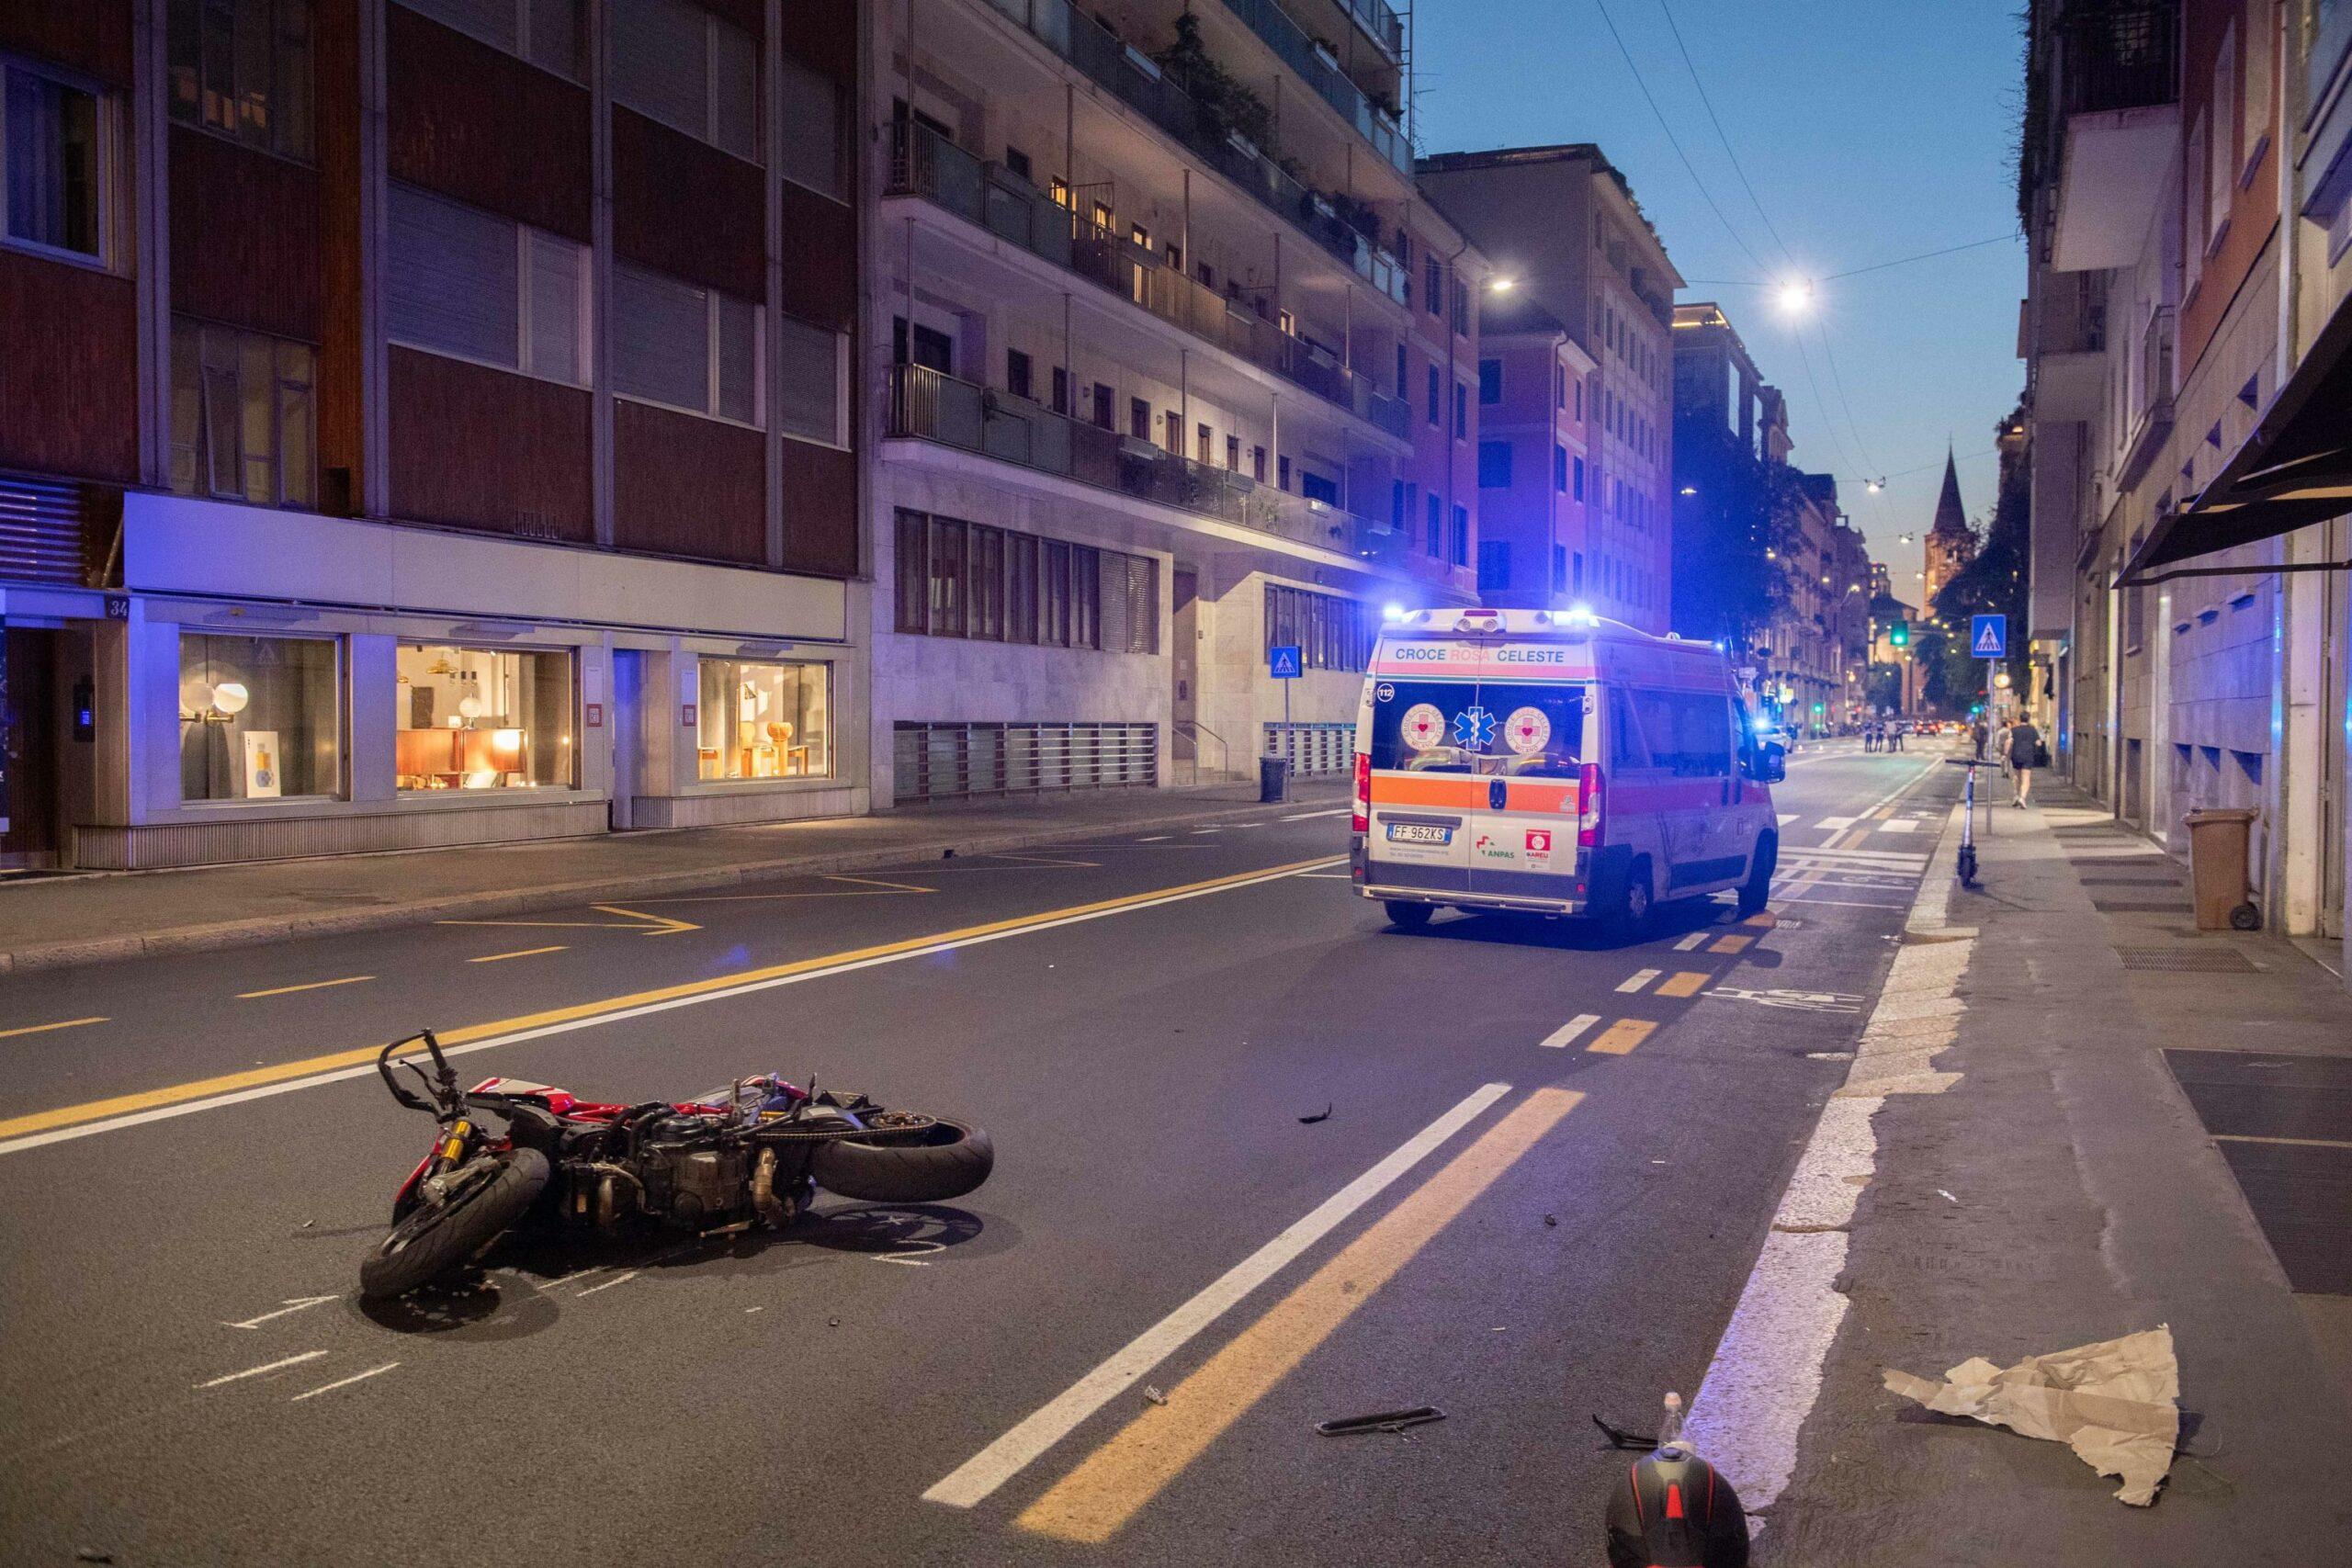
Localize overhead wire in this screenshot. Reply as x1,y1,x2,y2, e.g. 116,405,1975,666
1656,0,1795,273
1590,0,1773,276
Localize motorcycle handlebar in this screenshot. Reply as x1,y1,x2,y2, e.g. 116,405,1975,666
378,1030,459,1115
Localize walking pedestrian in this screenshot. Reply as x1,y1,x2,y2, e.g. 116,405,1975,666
1971,716,1990,760
1888,720,1905,753
1993,716,2014,788
2008,716,2044,807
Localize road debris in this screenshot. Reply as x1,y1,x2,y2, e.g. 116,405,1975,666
1543,1213,1558,1227
1143,1385,1168,1406
74,1551,113,1564
1883,1325,2179,1506
828,1316,842,1328
1316,1405,1444,1436
1936,1189,1960,1203
1591,1413,1657,1450
1297,1103,1332,1124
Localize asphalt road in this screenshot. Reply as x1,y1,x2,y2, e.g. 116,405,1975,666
0,743,1962,1566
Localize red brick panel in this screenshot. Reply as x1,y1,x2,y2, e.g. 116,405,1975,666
387,346,592,541
386,6,592,243
613,399,767,566
612,107,766,303
0,250,139,482
168,126,322,343
777,437,856,578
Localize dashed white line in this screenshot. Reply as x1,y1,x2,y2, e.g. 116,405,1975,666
290,1362,400,1402
1617,968,1660,994
575,1269,639,1298
1136,835,1170,842
1673,932,1708,952
1279,807,1351,821
197,1350,328,1389
1814,816,1858,830
1874,819,1921,834
1540,1014,1602,1049
1776,814,1799,827
223,1295,338,1330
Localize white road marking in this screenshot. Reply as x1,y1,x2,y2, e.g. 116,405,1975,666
224,1295,339,1330
1686,801,1968,1513
1279,807,1351,821
1814,816,1858,830
1540,1015,1601,1049
922,1081,1513,1509
1776,814,1799,827
290,1362,399,1402
1136,835,1171,842
575,1269,639,1297
1189,828,1221,835
1616,968,1660,993
197,1350,328,1389
0,858,1340,1158
1673,932,1708,952
1770,894,1911,909
1778,846,1929,866
1873,819,1920,834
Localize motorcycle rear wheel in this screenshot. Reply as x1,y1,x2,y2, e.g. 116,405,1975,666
809,1118,994,1205
359,1148,549,1301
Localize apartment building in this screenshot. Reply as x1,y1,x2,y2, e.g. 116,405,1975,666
1419,143,1680,637
0,0,864,869
1469,289,1596,611
2019,0,2351,966
868,0,1482,803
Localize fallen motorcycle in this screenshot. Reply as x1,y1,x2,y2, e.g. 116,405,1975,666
358,1030,993,1301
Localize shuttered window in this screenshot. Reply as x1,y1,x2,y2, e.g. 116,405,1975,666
775,51,842,198
612,0,757,162
895,510,1155,653
612,260,762,425
775,312,843,446
394,0,582,81
386,184,588,384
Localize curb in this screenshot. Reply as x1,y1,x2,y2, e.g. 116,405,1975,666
0,793,1343,976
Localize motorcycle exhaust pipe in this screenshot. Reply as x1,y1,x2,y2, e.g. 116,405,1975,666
752,1146,786,1229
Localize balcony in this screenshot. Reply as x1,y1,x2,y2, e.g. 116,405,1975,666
887,364,1409,567
890,121,1411,441
974,0,1408,304
2115,305,2174,486
1216,0,1410,175
2051,4,2179,271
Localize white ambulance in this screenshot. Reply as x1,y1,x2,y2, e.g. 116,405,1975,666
1348,607,1784,932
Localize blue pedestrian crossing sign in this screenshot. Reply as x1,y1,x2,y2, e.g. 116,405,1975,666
1970,614,2007,659
1269,645,1303,679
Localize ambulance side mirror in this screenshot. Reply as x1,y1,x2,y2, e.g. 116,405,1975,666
1744,744,1785,784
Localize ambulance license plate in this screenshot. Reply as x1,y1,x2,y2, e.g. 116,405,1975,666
1385,823,1452,846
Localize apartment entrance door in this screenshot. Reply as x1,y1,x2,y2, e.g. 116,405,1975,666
608,649,646,831
1170,570,1200,777
2321,520,2346,942
1,626,62,866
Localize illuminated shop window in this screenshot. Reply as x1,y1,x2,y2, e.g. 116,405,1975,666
696,658,830,781
394,643,575,790
178,633,340,801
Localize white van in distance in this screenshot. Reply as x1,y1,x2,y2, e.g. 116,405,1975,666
1349,608,1784,934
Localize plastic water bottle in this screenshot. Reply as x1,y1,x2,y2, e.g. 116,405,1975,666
1656,1391,1687,1455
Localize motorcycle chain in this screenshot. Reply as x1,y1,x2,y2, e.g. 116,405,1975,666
749,1111,939,1144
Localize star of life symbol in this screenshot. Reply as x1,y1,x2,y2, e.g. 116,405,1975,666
1453,705,1496,750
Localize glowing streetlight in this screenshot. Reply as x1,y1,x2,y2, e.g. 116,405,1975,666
1679,485,1698,496
1865,478,1885,493
1487,276,1517,293
1776,278,1815,315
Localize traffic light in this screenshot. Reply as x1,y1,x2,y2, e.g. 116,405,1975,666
1889,621,1910,648
1811,702,1826,716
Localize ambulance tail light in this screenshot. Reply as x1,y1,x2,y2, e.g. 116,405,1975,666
1577,763,1604,848
1351,752,1371,834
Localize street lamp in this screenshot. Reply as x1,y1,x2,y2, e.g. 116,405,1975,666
1487,276,1517,293
1776,278,1815,315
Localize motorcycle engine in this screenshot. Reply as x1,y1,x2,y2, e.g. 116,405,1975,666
637,1112,747,1226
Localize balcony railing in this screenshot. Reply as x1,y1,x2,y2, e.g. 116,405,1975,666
887,363,1408,565
2059,4,2178,116
976,0,1408,305
891,121,1411,441
1216,0,1410,175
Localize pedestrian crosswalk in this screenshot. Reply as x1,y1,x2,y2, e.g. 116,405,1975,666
1787,814,1934,839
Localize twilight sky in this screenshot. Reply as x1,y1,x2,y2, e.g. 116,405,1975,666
1413,0,2027,584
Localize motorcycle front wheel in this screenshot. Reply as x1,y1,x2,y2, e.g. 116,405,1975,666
809,1118,994,1205
358,1147,549,1301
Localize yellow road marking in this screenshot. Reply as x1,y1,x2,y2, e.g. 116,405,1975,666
1656,971,1709,998
0,1017,108,1041
1015,1088,1581,1543
434,905,701,936
236,976,374,999
1587,1020,1656,1055
467,945,567,964
826,874,939,893
1743,912,1777,929
1710,934,1753,954
0,856,1339,1143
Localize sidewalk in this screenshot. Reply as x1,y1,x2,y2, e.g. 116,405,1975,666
0,780,1345,975
1758,780,2352,1562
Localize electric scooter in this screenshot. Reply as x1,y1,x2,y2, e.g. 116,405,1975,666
1946,757,1994,887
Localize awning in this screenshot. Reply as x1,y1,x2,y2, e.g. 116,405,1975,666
2116,290,2352,585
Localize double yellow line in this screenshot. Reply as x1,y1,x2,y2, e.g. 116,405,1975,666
0,856,1338,1148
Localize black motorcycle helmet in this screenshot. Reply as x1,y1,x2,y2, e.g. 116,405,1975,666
1604,1445,1750,1568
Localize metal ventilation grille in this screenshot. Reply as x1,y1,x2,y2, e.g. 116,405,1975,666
0,472,89,586
2115,947,2260,973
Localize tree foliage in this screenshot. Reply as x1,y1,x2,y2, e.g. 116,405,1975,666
1669,421,1810,660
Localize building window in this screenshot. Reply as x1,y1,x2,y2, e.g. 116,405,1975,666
894,510,1156,654
1554,443,1567,492
1425,492,1442,556
168,0,314,158
2,59,107,261
395,0,582,81
614,260,763,425
1453,379,1468,438
170,320,316,506
1452,504,1469,566
1006,348,1032,400
1451,279,1468,335
1477,539,1510,592
1478,440,1512,488
1423,254,1441,315
386,183,589,383
178,632,340,801
1573,455,1586,500
1553,544,1566,592
1425,364,1440,425
1395,343,1407,394
1478,358,1501,403
394,643,575,790
1264,584,1370,671
776,311,845,446
613,0,758,162
775,51,842,198
697,657,831,779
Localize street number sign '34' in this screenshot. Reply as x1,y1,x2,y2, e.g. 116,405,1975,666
1971,615,2007,659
